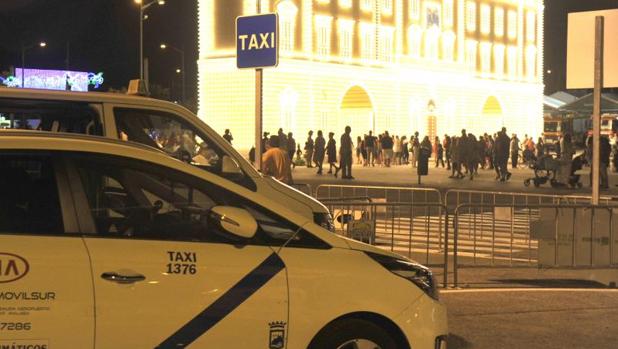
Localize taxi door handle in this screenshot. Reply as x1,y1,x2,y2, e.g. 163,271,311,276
101,272,146,284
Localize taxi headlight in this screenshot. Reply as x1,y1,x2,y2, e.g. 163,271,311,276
366,252,439,301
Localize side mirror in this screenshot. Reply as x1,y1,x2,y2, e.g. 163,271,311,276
209,206,258,240
221,155,244,180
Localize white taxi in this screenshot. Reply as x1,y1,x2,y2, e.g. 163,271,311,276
0,131,447,349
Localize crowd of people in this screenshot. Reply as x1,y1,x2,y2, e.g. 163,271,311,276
232,125,616,189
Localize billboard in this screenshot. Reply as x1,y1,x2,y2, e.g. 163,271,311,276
8,68,104,91
567,9,618,89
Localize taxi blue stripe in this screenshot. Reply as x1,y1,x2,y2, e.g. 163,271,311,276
156,252,285,349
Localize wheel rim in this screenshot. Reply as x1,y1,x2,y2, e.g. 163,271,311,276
336,339,381,349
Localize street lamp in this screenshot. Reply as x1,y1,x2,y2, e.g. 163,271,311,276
160,43,185,103
21,41,47,88
135,0,165,80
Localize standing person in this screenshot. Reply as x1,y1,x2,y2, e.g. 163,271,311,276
327,132,339,176
304,130,314,168
495,128,512,181
436,140,445,168
339,126,354,179
401,136,410,165
261,132,270,154
477,135,486,170
458,129,469,174
277,128,288,154
510,134,520,169
412,136,420,168
262,136,293,184
486,135,494,170
449,136,463,179
356,136,363,164
314,130,326,174
536,137,545,158
444,135,451,170
365,131,376,166
223,129,233,144
433,136,440,167
381,131,394,167
287,132,296,168
360,136,368,166
467,133,479,180
393,135,401,165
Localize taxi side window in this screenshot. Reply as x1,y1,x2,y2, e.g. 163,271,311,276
0,155,64,234
0,98,102,135
76,158,224,242
113,108,221,172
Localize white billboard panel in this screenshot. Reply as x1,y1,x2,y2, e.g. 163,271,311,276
567,9,618,89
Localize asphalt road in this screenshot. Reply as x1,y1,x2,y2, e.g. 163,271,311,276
443,288,618,349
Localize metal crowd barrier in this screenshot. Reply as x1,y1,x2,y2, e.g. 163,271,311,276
452,203,618,287
315,184,442,205
322,201,449,287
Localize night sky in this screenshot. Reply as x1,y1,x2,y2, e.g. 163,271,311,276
0,0,616,100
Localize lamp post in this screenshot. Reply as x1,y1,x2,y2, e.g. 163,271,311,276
20,41,46,88
160,43,185,104
135,0,165,80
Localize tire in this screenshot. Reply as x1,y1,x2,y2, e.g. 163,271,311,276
308,318,399,349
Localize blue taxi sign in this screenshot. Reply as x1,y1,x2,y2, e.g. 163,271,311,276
236,13,279,69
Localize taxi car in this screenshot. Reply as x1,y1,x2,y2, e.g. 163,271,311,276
0,132,447,349
0,87,334,231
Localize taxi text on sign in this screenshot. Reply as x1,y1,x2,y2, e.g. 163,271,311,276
236,13,279,69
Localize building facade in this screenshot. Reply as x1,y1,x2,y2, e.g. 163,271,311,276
198,0,544,150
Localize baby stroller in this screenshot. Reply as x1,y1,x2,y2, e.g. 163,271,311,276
524,152,584,188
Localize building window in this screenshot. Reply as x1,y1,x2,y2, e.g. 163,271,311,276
466,39,478,70
424,28,440,59
480,42,491,73
507,10,517,40
526,11,536,43
494,7,504,38
315,16,332,58
410,0,421,21
493,44,505,75
381,27,394,62
383,0,393,15
361,0,373,12
316,0,330,3
407,24,422,57
526,45,537,78
441,30,456,61
280,88,298,132
507,45,518,77
361,23,376,61
480,4,490,35
339,0,352,8
466,1,477,33
443,0,454,28
277,1,298,52
338,20,354,60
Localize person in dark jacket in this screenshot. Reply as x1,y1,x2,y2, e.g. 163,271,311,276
287,132,296,168
339,126,354,179
314,130,326,175
304,130,314,168
494,128,511,181
326,132,339,176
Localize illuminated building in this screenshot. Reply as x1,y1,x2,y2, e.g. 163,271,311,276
198,0,544,150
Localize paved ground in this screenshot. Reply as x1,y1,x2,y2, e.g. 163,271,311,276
291,162,618,196
443,288,618,349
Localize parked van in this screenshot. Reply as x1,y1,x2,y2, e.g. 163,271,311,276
0,88,333,230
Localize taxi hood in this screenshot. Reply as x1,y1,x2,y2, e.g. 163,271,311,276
336,233,418,262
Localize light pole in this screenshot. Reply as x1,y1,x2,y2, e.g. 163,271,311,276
20,41,46,88
160,43,185,104
135,0,165,80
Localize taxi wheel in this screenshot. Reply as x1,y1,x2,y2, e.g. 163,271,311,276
308,318,398,349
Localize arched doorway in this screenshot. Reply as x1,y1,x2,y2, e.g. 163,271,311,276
481,96,504,133
339,85,374,137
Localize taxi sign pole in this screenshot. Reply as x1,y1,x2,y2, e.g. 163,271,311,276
255,67,263,171
592,16,604,205
254,0,263,171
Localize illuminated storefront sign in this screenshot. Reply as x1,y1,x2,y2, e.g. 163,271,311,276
198,0,545,151
1,69,104,91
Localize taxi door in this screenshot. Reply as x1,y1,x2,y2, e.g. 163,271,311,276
0,153,94,348
66,154,288,349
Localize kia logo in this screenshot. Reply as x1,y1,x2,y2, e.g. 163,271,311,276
0,253,30,283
